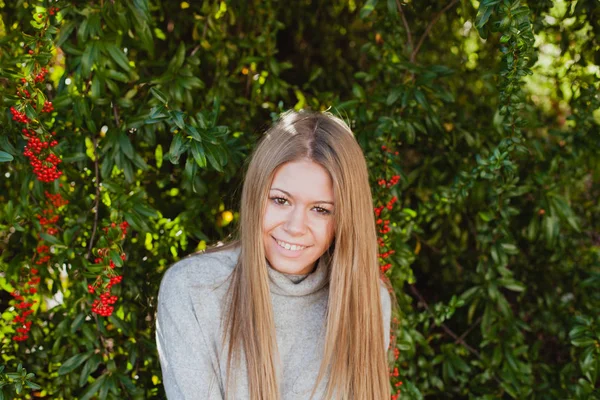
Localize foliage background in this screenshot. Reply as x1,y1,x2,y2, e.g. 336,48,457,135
1,0,599,398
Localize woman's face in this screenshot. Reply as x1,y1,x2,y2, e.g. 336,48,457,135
263,159,335,275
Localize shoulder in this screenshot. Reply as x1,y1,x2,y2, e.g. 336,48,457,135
158,245,240,299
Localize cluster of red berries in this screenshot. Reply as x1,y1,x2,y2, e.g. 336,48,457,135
13,63,62,183
23,129,62,182
10,107,30,124
33,67,49,83
389,356,403,399
377,218,392,234
10,268,40,342
11,190,66,342
89,222,129,317
377,175,401,188
16,87,31,99
379,249,396,259
374,196,398,217
102,221,130,239
90,274,123,317
41,100,54,113
10,4,64,345
35,245,51,265
389,354,403,400
390,382,403,400
45,190,69,208
381,145,399,156
374,178,400,273
48,7,59,16
35,191,68,262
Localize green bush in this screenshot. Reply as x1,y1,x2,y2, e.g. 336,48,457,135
0,0,598,398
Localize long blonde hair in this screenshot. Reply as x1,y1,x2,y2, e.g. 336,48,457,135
220,110,395,399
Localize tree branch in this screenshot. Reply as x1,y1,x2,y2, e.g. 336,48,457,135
396,0,414,54
86,136,100,260
113,104,120,127
409,284,480,357
456,316,482,344
411,0,460,63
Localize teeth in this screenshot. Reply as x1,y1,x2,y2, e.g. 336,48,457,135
276,239,305,251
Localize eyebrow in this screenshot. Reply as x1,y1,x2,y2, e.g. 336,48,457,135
270,188,334,206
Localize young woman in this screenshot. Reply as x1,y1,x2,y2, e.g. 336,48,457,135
156,110,397,399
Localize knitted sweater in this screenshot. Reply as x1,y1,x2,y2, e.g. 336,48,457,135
156,246,392,399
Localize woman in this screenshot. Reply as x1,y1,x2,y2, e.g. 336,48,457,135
156,110,397,399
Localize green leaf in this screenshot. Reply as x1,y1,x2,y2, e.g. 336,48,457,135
205,145,223,172
108,314,131,335
478,211,494,222
191,141,207,168
55,21,76,47
170,110,186,130
155,144,163,169
104,43,132,72
352,83,366,100
119,133,134,159
25,381,41,390
168,41,186,72
168,134,187,163
414,89,429,110
79,374,107,400
475,6,494,34
359,0,378,19
150,87,168,104
70,313,85,333
499,279,525,292
58,351,93,375
39,232,62,245
110,249,123,267
81,41,99,77
0,150,14,162
386,88,402,106
79,355,101,387
106,69,129,83
460,286,481,302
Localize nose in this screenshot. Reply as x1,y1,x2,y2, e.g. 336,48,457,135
284,206,307,236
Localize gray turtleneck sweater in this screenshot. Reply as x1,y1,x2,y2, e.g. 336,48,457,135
156,246,392,399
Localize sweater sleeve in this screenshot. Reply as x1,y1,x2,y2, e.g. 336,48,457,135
380,284,393,352
156,261,224,399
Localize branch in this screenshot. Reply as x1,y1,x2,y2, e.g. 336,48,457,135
411,0,460,63
409,284,480,357
86,136,100,260
113,104,120,127
396,0,414,54
456,316,482,344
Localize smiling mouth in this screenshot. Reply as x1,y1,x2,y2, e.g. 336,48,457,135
272,236,309,251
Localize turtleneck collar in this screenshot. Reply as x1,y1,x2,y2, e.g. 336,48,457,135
266,255,330,297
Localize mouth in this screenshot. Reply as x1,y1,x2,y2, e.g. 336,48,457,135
272,236,310,252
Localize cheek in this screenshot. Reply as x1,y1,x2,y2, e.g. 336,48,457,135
318,219,335,247
262,204,281,233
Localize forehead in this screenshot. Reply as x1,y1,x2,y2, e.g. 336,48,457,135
270,160,333,201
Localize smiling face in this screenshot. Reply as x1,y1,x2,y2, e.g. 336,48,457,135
262,159,336,275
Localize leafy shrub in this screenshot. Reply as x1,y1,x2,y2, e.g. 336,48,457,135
0,0,598,398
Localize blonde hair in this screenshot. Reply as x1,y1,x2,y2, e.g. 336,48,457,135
217,110,396,399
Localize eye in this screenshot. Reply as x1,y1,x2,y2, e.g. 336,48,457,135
313,206,332,215
270,196,289,206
